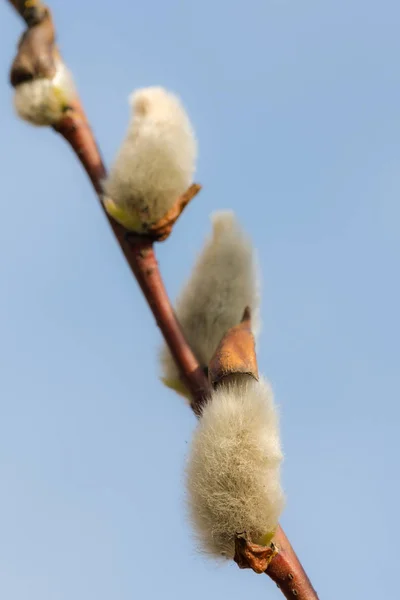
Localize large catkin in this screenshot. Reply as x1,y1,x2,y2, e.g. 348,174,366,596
186,378,284,558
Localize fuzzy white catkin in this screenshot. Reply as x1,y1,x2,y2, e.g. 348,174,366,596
102,86,197,232
14,62,75,126
160,211,260,396
187,377,284,558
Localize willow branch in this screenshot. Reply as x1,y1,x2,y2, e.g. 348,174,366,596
266,527,319,599
5,1,319,597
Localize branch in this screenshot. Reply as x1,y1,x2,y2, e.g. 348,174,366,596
5,1,320,597
267,527,319,599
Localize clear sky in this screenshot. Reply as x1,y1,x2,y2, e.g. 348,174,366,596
0,1,399,598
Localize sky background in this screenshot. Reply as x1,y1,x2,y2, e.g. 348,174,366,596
0,0,399,598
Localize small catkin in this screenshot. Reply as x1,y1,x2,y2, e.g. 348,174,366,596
13,62,75,126
160,211,260,397
102,86,197,232
186,377,284,558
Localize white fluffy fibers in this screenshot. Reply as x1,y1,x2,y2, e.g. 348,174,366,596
102,86,197,232
187,378,284,558
14,62,75,126
160,211,260,396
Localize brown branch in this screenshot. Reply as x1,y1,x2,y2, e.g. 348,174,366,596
53,99,107,194
5,1,320,598
267,527,319,599
55,106,320,597
125,239,211,415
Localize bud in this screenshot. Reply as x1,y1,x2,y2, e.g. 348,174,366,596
160,211,260,397
208,306,259,388
102,86,197,233
186,377,284,558
13,61,75,126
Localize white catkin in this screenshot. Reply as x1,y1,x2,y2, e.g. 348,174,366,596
160,211,260,396
186,377,284,558
14,62,75,126
102,86,197,231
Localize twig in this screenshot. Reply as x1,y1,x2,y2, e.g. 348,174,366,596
5,0,320,597
53,99,107,195
126,238,210,415
267,527,318,599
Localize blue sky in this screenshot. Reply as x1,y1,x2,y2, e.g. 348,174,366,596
0,1,399,598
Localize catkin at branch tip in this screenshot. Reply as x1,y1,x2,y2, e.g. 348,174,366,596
13,61,75,126
160,210,260,398
102,86,197,232
186,377,284,559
